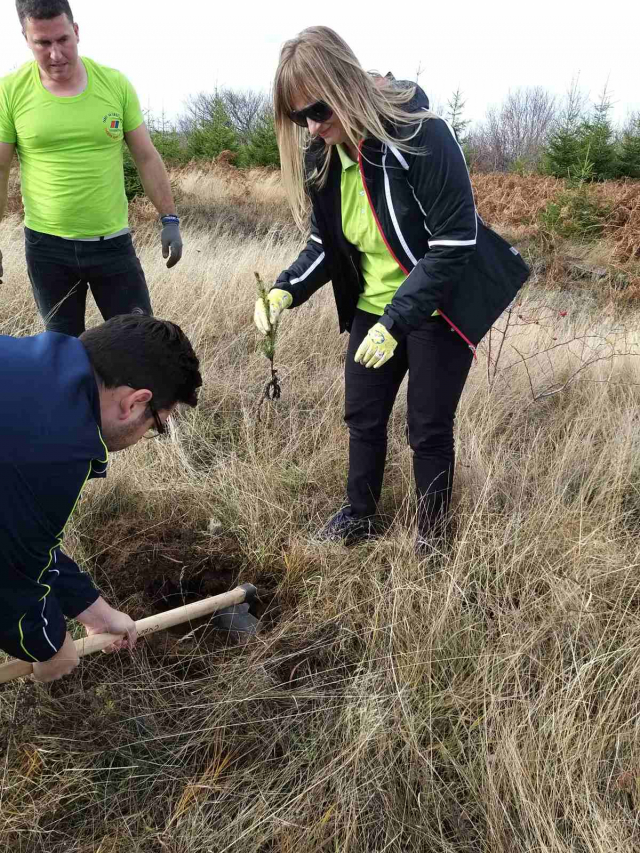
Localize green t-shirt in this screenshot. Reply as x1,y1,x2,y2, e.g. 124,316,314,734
0,57,144,238
337,144,407,316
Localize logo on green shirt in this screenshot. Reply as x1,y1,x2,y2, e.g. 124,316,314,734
102,111,123,140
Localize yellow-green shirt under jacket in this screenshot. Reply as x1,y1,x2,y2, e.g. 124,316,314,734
338,144,439,318
337,143,408,316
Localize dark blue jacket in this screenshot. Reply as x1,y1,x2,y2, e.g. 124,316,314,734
276,86,530,350
0,332,106,662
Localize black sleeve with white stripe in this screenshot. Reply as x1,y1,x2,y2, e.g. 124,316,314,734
0,573,68,663
384,117,477,336
0,551,99,663
53,550,101,619
14,595,68,663
275,212,330,307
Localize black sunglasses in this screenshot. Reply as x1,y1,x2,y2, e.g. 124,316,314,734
126,383,168,439
288,100,334,128
147,399,167,438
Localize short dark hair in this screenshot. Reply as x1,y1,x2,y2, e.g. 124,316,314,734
80,315,202,411
16,0,74,27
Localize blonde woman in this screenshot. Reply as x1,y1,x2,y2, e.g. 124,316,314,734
254,26,529,547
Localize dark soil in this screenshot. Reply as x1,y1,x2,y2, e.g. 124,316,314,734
91,521,282,641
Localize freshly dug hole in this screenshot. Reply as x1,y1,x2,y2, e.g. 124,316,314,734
91,522,280,640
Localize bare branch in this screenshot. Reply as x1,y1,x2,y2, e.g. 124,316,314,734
467,87,557,171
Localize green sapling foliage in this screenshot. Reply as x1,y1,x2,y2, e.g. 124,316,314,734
255,272,277,362
255,272,282,406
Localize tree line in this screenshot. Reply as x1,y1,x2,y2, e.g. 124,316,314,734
124,80,640,200
461,80,640,180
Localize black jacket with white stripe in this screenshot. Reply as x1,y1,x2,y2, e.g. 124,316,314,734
275,88,530,350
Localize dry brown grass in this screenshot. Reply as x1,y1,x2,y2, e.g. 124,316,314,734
594,181,640,264
472,172,562,231
471,173,640,297
472,173,640,257
1,168,640,852
129,163,292,242
7,160,639,280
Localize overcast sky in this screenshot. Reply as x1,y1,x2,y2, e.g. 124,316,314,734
1,0,638,126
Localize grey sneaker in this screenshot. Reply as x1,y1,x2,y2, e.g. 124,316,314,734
316,506,379,545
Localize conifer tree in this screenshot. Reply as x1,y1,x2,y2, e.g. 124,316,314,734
618,114,640,179
543,77,584,178
186,99,239,160
446,88,470,142
576,84,617,180
243,111,280,168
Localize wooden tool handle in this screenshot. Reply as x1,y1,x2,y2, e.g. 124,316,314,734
0,583,257,685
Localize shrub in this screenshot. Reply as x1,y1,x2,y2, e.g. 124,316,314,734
544,123,619,182
544,86,619,182
538,185,610,242
122,142,183,203
238,112,280,169
446,88,470,142
151,130,187,166
618,116,640,179
186,100,239,161
510,157,535,176
578,120,617,180
543,127,581,178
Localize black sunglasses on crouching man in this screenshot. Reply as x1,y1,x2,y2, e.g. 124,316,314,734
125,383,168,438
288,100,334,127
146,399,168,438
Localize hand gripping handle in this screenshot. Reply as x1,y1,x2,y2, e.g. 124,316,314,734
0,584,258,684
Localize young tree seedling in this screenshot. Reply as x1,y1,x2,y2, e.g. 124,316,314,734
255,272,282,411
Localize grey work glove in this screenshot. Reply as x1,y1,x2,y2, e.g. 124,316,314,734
161,221,183,269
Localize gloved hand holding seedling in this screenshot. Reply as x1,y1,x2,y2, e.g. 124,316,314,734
254,272,291,406
254,283,292,340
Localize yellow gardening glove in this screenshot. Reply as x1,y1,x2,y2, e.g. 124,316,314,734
354,322,398,369
254,288,293,334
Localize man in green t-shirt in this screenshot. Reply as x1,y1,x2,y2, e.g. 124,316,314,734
0,0,184,336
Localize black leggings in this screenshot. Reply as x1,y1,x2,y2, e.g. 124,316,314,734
345,309,473,534
25,228,152,337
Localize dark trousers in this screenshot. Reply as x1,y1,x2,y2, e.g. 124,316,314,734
25,228,152,337
345,309,473,534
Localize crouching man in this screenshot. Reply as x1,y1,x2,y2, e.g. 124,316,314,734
0,314,202,682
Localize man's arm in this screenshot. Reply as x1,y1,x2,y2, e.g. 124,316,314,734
124,124,183,268
76,597,137,653
0,142,16,279
32,632,80,683
0,141,14,221
0,550,135,682
51,552,136,653
32,599,137,683
124,124,175,216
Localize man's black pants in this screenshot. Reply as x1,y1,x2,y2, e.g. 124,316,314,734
345,309,473,535
25,228,152,337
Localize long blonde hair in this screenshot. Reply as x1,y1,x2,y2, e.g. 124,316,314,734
274,26,428,231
